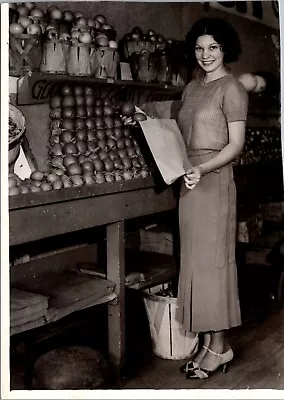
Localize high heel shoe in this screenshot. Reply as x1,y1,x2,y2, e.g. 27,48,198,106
186,346,234,379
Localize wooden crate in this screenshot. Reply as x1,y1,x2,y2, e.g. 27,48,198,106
9,34,43,76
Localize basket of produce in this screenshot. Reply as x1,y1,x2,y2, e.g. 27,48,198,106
9,4,45,76
143,283,199,360
67,42,96,76
92,46,119,79
9,33,43,76
9,104,26,173
40,39,69,74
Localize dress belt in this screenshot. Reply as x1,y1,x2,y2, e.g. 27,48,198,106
187,149,221,156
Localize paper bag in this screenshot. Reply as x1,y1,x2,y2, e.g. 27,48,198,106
139,118,192,185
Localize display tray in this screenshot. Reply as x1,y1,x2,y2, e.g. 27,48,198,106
9,176,156,210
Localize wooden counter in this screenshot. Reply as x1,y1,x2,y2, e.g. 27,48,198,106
9,177,177,379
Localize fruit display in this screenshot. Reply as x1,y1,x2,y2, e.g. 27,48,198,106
9,86,150,197
9,2,44,36
119,27,188,84
9,3,45,76
235,127,282,165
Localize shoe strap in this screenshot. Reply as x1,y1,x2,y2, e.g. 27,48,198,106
203,345,221,357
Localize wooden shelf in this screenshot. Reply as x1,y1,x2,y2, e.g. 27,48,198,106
17,71,184,106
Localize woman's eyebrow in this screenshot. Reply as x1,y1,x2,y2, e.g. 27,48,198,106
195,42,219,47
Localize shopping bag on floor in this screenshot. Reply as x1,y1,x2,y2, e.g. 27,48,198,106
138,116,192,185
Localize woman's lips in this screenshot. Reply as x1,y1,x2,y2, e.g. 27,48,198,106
201,60,214,65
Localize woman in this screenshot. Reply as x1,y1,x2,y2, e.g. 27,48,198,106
176,17,248,379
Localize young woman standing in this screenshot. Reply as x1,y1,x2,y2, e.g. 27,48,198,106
176,17,248,379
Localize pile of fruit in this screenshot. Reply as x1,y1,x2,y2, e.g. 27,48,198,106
9,2,118,49
236,127,282,165
9,85,151,196
120,26,172,59
9,2,45,35
119,26,188,83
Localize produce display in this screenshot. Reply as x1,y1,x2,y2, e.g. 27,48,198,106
9,2,117,46
235,127,282,165
9,85,151,196
9,3,119,78
119,27,188,84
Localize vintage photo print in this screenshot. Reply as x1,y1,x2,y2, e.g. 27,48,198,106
2,1,283,399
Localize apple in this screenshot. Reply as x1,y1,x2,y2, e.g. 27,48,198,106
93,20,101,30
71,29,81,39
238,73,258,92
24,2,35,10
18,16,33,29
77,17,88,27
109,40,118,49
156,34,165,43
130,32,141,41
9,23,25,35
46,24,56,31
71,38,80,45
49,7,62,20
101,23,112,31
27,23,42,35
74,11,84,20
96,35,109,47
253,75,267,93
94,14,106,25
17,6,29,17
46,28,58,40
63,10,74,22
87,19,96,28
147,29,156,36
30,8,44,19
148,35,157,43
59,32,71,41
78,32,92,44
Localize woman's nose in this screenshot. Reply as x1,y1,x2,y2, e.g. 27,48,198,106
202,49,209,59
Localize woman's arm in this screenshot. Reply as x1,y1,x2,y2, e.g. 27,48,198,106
184,120,246,189
199,120,246,175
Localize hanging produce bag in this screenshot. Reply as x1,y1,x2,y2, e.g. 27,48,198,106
138,115,192,185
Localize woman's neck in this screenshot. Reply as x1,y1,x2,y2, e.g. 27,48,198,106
203,67,228,83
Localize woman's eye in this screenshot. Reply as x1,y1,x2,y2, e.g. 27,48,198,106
210,46,218,51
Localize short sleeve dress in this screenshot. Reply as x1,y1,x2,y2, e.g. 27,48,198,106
175,75,248,333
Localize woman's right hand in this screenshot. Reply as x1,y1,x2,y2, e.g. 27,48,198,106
184,166,201,189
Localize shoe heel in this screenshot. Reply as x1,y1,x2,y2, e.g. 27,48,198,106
222,362,229,373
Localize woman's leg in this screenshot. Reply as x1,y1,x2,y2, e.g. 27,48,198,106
197,330,231,371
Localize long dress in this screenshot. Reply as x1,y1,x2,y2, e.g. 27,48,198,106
175,75,248,333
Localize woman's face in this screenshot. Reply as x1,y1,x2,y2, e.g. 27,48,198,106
195,34,224,74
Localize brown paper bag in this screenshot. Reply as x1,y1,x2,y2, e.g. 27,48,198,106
139,118,192,185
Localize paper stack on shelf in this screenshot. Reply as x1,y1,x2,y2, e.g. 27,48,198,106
10,288,49,335
14,270,116,324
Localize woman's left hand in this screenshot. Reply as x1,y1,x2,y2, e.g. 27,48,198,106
184,166,202,189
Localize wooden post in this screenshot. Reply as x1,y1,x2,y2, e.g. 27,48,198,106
106,220,126,382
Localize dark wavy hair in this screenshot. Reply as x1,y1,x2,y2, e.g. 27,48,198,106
185,17,242,64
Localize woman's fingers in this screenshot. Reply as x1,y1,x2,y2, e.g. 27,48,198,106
184,175,200,189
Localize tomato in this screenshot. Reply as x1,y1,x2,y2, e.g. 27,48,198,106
120,102,135,117
67,163,83,177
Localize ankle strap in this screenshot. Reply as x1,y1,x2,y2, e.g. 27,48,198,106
203,345,221,357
